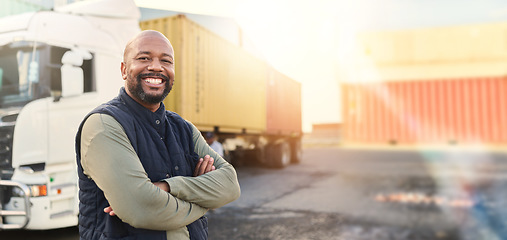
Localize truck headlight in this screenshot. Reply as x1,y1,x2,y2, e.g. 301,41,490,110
11,186,26,197
28,184,47,197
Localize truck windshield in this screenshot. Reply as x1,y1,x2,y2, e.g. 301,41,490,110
0,44,50,107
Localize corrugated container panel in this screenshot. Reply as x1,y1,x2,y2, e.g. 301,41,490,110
359,22,507,65
342,77,507,145
141,15,266,133
354,24,507,86
140,16,182,114
345,23,507,146
265,67,302,135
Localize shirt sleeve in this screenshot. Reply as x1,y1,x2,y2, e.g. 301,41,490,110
80,113,207,231
163,121,241,209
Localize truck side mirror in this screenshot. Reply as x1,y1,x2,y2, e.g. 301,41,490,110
60,51,84,97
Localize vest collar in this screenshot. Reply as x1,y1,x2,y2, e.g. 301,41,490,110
118,87,167,132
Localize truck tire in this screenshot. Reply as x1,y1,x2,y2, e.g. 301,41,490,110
290,139,302,164
243,148,264,164
223,149,233,164
228,148,245,167
271,142,291,168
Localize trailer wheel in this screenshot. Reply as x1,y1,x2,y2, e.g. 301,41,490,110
223,149,233,164
228,148,245,167
272,142,291,168
243,147,264,164
290,139,302,164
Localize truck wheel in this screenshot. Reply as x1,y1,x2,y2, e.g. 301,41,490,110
243,147,264,165
272,142,291,168
290,139,302,164
252,147,266,164
223,149,233,164
228,149,244,167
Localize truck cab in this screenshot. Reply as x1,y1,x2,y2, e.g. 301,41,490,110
0,0,140,230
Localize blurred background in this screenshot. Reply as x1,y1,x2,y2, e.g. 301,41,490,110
5,0,507,139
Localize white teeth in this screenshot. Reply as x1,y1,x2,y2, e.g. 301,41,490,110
144,78,162,84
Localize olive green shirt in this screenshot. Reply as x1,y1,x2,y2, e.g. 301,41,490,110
80,113,240,239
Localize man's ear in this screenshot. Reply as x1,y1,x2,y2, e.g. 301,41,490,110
121,62,127,80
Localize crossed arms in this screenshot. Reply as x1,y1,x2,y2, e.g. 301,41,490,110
80,113,240,230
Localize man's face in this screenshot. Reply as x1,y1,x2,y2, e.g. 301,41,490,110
121,32,175,107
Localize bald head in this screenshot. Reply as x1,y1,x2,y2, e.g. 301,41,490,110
123,30,173,63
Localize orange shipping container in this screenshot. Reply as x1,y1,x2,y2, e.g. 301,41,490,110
266,67,302,136
342,77,507,145
342,22,507,146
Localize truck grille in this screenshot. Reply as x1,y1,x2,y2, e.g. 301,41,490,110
0,125,15,175
0,124,15,206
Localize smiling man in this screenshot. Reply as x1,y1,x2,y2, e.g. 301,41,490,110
122,30,175,110
75,30,240,240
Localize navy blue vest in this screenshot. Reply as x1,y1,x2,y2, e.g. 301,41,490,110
75,88,208,240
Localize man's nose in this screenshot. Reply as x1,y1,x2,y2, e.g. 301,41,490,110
148,59,163,71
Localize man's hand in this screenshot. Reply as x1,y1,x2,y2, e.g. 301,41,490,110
104,155,216,216
153,181,170,192
104,206,116,216
193,155,215,177
104,181,171,216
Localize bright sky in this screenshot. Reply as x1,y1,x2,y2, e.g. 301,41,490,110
135,0,507,132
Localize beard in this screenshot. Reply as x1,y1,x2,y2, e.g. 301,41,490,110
127,72,172,104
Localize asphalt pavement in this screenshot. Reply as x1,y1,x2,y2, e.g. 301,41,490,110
2,146,507,240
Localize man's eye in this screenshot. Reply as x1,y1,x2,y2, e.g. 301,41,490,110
137,57,149,61
162,59,173,64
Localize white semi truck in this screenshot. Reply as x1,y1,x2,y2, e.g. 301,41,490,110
0,0,140,230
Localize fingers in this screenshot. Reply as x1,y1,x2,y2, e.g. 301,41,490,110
153,181,170,192
204,156,214,173
104,206,116,216
194,158,204,177
194,155,215,177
